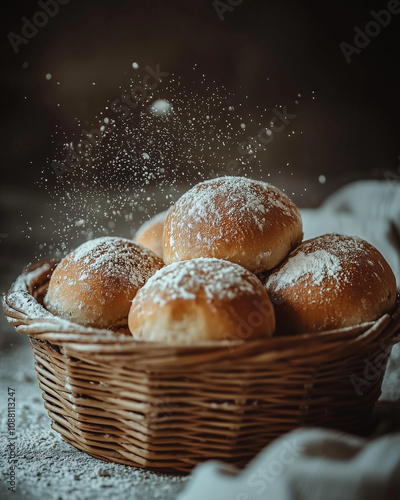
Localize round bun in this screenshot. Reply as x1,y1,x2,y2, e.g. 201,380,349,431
128,257,275,342
163,176,303,273
44,236,164,329
266,234,397,335
134,210,168,259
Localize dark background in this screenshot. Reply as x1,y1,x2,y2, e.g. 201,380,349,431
2,0,399,189
0,0,399,314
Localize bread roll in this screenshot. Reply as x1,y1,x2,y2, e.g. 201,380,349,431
266,234,397,334
44,236,164,329
134,210,168,258
128,257,275,342
163,176,303,273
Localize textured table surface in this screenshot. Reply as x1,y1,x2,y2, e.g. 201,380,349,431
0,338,189,500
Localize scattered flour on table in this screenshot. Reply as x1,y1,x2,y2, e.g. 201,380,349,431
0,341,188,500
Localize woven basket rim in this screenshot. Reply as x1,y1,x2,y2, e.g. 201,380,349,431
3,259,400,360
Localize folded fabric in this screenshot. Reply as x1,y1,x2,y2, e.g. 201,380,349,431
177,429,400,500
321,179,400,225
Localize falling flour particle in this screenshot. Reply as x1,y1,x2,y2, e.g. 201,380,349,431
150,99,172,115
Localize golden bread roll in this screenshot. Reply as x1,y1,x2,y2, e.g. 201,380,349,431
163,176,303,273
128,257,275,342
266,234,397,334
134,210,168,259
44,236,164,329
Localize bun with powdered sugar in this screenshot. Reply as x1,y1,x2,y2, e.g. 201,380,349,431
266,234,397,335
44,237,164,329
128,257,275,342
163,176,303,274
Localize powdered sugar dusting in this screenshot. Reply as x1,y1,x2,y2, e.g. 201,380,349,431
135,257,264,307
6,291,53,320
193,177,270,219
267,234,382,295
268,249,342,291
69,236,162,288
172,177,266,237
166,176,300,258
43,237,163,327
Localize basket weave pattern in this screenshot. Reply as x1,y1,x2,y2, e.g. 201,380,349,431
4,260,400,472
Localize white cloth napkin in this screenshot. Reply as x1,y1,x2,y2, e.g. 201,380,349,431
177,429,400,500
322,179,400,223
177,180,400,500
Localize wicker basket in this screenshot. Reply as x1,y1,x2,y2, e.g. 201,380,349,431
3,260,400,473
